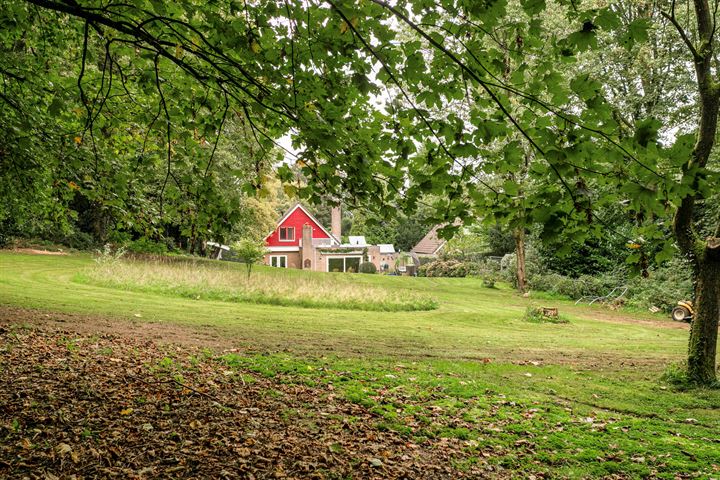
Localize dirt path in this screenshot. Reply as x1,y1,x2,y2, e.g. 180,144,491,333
568,307,690,331
11,248,68,255
0,305,236,350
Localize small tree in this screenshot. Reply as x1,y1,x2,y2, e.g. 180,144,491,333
359,262,377,274
233,239,267,280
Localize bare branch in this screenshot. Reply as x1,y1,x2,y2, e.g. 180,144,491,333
78,21,91,138
660,7,700,59
203,91,230,179
153,54,172,216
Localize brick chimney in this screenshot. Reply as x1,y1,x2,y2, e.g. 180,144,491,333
331,206,341,240
301,224,313,269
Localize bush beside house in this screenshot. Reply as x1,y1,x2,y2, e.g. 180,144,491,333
359,262,377,274
419,259,469,277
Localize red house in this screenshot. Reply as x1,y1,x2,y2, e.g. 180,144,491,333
264,203,397,272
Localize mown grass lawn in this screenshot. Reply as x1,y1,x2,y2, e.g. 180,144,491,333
1,251,719,478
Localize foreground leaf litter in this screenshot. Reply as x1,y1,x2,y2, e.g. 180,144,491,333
0,328,488,479
2,325,717,479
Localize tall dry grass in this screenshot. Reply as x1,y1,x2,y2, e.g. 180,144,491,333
79,258,436,311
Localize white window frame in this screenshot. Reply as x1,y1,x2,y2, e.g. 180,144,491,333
270,255,288,268
326,256,362,273
279,227,295,242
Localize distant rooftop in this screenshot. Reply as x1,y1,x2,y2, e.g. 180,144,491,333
411,225,446,255
348,236,366,246
378,244,395,254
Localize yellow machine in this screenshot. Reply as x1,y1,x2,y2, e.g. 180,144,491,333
671,301,694,322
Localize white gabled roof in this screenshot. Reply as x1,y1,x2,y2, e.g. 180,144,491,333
378,244,395,254
263,203,339,245
348,236,366,246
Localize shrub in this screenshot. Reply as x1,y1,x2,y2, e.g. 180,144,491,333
94,244,127,266
527,271,622,300
0,218,18,247
59,230,96,250
105,229,131,245
420,259,470,277
463,259,501,287
523,306,569,324
463,261,482,276
416,255,436,266
627,261,693,312
125,237,169,254
359,262,377,274
521,255,693,313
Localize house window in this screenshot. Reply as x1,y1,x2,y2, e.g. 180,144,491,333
270,255,287,268
328,258,343,272
327,256,361,273
279,227,295,241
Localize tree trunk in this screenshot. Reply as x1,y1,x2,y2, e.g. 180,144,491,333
687,239,720,383
669,0,720,384
514,228,527,294
89,202,110,243
188,220,197,255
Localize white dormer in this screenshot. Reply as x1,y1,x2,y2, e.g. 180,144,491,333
348,236,367,246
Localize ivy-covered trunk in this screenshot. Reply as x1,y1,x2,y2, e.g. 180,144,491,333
672,0,720,385
687,240,720,383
